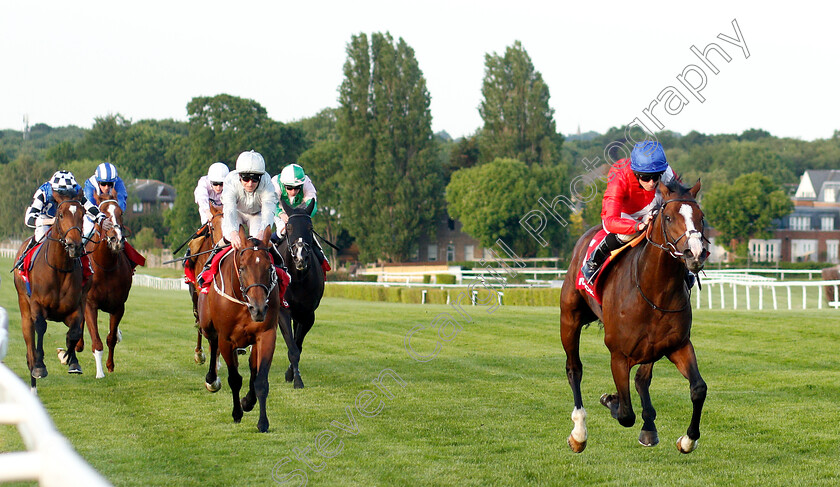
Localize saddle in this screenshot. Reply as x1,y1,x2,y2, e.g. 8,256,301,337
575,229,646,304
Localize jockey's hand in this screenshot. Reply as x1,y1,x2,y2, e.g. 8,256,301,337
101,219,114,231
279,212,289,224
638,214,653,232
227,231,243,250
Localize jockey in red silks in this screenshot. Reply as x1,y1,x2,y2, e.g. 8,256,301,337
581,141,693,287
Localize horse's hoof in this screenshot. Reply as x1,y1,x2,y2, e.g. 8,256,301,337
639,430,659,447
599,393,616,408
31,367,48,379
57,348,69,365
68,363,82,374
567,435,587,453
195,350,206,365
241,396,256,412
205,378,221,392
235,347,247,355
232,410,243,423
285,367,294,383
257,420,269,433
676,435,698,454
293,376,304,389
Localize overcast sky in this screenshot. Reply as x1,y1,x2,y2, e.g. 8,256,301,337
2,1,837,141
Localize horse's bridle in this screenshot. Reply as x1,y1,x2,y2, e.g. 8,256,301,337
43,200,85,273
235,242,278,308
633,197,709,313
285,214,314,271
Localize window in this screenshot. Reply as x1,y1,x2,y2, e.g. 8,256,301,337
427,244,438,262
827,240,840,264
824,187,837,203
791,239,817,262
132,202,143,213
790,216,811,231
821,216,835,231
464,245,475,261
749,239,781,262
446,244,455,262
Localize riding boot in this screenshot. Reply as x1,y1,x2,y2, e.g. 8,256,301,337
581,233,622,284
14,238,39,271
197,240,227,287
312,236,330,272
270,242,286,269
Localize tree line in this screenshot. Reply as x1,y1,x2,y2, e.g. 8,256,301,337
1,34,836,262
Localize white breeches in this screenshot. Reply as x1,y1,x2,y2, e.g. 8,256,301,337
34,225,50,241
221,211,268,243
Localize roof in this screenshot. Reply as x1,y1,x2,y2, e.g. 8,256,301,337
129,178,176,203
797,170,840,200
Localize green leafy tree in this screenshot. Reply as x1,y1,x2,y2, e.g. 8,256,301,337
76,114,131,161
337,32,443,262
116,120,188,183
704,172,793,252
446,158,567,257
478,41,564,166
0,153,54,238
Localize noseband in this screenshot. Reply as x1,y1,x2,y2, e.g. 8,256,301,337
236,244,278,308
646,198,709,260
285,214,313,270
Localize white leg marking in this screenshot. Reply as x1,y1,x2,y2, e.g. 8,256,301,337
571,407,588,443
93,349,105,379
678,435,697,452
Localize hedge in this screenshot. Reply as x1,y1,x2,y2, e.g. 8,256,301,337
323,284,563,307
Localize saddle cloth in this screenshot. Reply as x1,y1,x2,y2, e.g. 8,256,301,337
574,229,645,304
124,241,146,268
197,247,292,308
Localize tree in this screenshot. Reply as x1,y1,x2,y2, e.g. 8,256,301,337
337,32,443,262
704,172,793,252
446,158,567,257
76,114,131,162
478,41,564,166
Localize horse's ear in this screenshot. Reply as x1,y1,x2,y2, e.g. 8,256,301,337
690,179,702,198
305,198,315,216
280,198,293,216
657,181,672,198
109,188,117,199
238,225,248,244
261,226,272,246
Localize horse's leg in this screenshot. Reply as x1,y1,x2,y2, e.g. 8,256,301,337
20,299,46,380
220,340,243,424
190,284,205,364
253,328,276,433
635,363,659,447
84,303,106,378
287,311,314,385
241,349,258,413
602,352,635,427
278,312,302,388
63,309,84,374
284,315,297,383
105,305,125,373
560,302,589,453
668,342,706,454
204,327,221,392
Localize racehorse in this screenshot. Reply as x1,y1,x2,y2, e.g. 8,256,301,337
278,199,324,388
77,191,133,378
13,191,88,390
197,226,298,432
187,203,224,364
560,179,709,454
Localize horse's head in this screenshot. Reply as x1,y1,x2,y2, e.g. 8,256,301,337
653,179,709,274
95,194,124,253
280,199,316,272
236,226,276,322
52,192,86,258
207,202,225,243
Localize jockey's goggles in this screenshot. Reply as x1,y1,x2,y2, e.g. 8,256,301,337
239,173,261,183
98,181,115,187
634,172,663,183
285,185,302,192
211,181,224,187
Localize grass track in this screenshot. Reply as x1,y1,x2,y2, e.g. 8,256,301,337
1,257,840,486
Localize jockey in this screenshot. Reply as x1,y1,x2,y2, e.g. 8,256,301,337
272,163,329,270
83,162,127,239
581,141,692,286
197,151,279,286
15,170,110,270
194,162,230,224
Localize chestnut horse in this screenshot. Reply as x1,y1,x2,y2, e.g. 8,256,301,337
13,192,88,390
78,193,133,378
197,226,298,432
560,179,709,454
187,203,224,364
278,199,324,388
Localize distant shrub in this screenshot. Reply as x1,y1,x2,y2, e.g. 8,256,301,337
436,274,456,285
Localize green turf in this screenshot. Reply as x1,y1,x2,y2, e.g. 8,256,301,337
1,256,840,486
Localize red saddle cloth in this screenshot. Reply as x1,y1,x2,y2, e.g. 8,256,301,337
124,241,146,268
19,242,93,294
197,247,233,293
197,248,292,308
575,230,612,304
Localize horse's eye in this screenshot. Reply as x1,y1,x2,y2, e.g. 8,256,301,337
664,216,672,223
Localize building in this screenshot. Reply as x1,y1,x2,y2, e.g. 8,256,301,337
126,179,176,217
750,170,840,263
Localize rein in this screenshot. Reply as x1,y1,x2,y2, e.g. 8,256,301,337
212,243,277,308
42,200,85,273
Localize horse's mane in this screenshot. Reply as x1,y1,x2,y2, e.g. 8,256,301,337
662,175,692,198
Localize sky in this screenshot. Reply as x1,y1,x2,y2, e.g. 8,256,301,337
2,1,838,142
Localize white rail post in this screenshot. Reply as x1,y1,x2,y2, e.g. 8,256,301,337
787,286,792,310
421,290,427,305
733,284,738,310
498,291,504,306
720,283,725,309
802,286,807,310
746,283,751,310
772,286,778,310
818,286,823,309
759,286,764,311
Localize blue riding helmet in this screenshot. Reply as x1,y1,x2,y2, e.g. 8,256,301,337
95,162,118,183
630,141,668,173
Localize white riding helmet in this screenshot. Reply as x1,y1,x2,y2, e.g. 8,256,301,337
279,164,306,187
235,150,266,175
207,162,230,183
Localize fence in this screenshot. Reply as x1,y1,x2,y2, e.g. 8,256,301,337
693,278,840,311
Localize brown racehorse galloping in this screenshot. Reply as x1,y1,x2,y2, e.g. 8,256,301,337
198,226,297,432
78,192,133,378
560,179,710,454
13,192,88,391
187,203,224,364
